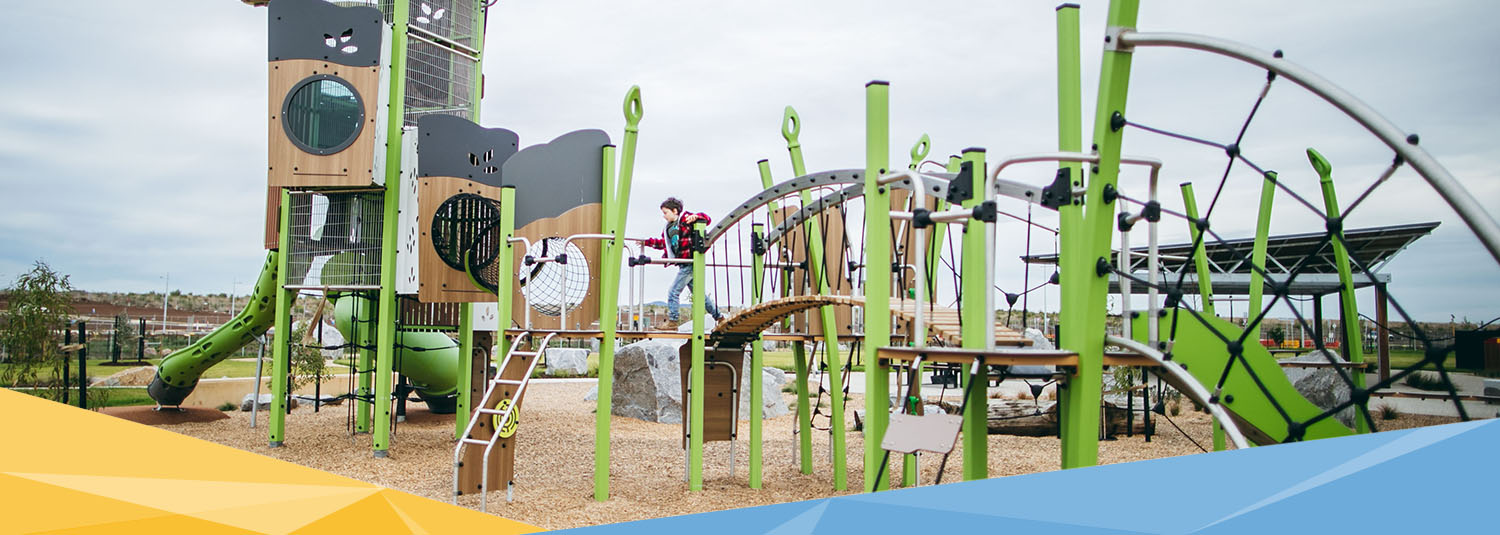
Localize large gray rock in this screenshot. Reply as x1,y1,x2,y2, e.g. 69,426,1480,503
609,338,689,423
586,337,787,422
1280,349,1355,427
743,367,789,419
545,348,590,376
241,393,298,412
1023,327,1054,350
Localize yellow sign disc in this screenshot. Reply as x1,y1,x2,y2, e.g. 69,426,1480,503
491,399,519,439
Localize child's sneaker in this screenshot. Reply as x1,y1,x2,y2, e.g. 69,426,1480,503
657,318,680,331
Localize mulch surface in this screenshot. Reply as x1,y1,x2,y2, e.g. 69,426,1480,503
101,405,230,425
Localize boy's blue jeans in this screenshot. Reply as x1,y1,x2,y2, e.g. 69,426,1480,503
667,265,720,321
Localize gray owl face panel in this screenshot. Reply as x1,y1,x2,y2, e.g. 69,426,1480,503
268,0,384,67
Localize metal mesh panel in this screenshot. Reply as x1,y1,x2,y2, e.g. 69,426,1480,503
286,190,385,290
404,37,477,126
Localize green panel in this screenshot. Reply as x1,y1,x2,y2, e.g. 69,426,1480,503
1131,311,1353,442
861,82,891,492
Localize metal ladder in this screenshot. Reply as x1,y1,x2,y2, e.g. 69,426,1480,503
452,331,555,510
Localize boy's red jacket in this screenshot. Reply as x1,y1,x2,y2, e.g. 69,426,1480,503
642,211,711,260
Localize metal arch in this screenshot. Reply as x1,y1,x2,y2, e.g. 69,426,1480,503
703,169,864,247
1118,30,1500,265
755,174,951,248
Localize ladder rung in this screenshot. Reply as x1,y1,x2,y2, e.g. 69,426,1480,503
460,438,489,445
510,351,539,357
491,379,524,385
476,408,506,415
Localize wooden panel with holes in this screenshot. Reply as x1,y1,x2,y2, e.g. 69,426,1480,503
267,59,382,188
509,203,603,331
679,347,745,447
417,177,507,303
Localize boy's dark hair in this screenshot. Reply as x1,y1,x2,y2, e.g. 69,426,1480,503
660,197,683,213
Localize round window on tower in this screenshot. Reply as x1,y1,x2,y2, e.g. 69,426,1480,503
281,75,365,155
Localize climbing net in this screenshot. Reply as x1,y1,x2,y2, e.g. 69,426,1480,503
1101,47,1489,443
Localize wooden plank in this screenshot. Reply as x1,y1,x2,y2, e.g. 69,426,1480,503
268,59,383,188
877,346,1157,368
680,347,744,447
457,335,532,496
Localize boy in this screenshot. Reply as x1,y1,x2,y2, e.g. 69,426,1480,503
642,197,723,328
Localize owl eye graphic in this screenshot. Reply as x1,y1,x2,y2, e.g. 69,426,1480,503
324,28,358,54
416,2,446,25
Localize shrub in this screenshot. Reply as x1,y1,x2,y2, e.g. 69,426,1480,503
1403,371,1447,392
1375,404,1399,420
218,401,238,412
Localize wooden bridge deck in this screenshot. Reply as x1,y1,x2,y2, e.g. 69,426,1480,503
709,295,1031,348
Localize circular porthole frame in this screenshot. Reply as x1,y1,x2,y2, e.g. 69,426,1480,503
280,74,365,156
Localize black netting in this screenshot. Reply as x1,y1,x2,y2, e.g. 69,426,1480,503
1108,67,1475,442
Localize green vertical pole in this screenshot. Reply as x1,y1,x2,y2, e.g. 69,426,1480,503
782,106,848,491
749,223,767,489
1063,0,1140,470
1308,149,1369,433
862,81,892,492
1247,173,1277,343
689,221,708,490
355,296,373,433
596,87,643,501
760,159,813,475
958,148,989,481
269,188,293,447
455,303,473,439
455,0,490,441
372,0,411,457
1179,184,1217,317
1181,183,1224,451
594,144,620,501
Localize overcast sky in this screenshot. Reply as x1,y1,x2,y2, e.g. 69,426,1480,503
2,0,1496,324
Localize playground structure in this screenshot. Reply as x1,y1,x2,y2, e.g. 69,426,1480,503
136,0,1500,511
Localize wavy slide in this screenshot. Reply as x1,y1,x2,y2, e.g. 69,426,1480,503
1131,310,1354,445
148,251,460,412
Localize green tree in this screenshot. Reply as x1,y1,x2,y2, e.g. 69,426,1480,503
1267,324,1286,345
111,314,135,362
1,261,75,399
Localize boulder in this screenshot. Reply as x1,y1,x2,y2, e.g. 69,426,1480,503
608,338,688,423
743,367,789,419
1280,349,1355,427
544,348,590,376
1023,328,1054,350
241,393,298,412
586,337,786,422
91,366,156,387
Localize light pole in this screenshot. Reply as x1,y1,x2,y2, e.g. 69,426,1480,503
230,278,240,316
161,273,169,335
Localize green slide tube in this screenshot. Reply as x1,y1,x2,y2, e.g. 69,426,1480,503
148,252,280,406
332,294,460,412
147,252,461,411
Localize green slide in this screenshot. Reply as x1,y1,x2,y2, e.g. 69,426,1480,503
1131,310,1354,445
148,252,281,406
148,251,461,413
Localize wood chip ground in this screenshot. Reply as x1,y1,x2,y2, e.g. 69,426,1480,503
157,382,1461,530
